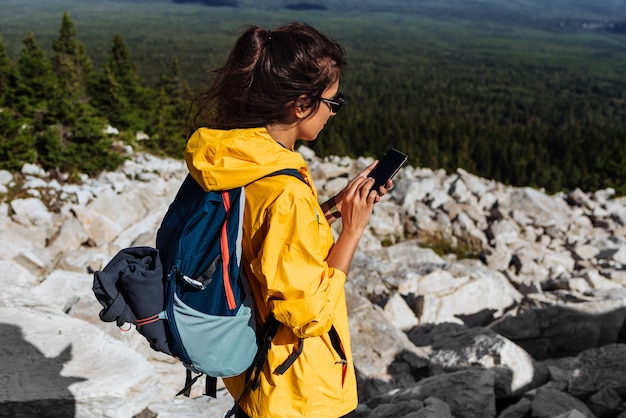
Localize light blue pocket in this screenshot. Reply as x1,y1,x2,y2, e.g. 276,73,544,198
172,293,258,377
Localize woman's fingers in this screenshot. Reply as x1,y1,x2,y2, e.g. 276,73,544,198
363,179,377,200
360,160,378,177
349,160,378,185
376,179,393,197
349,176,374,199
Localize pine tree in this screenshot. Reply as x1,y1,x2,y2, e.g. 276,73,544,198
107,34,139,90
51,11,96,124
0,37,17,108
15,32,58,125
48,10,116,173
91,34,151,131
0,37,35,170
147,58,190,156
90,63,128,129
0,109,37,171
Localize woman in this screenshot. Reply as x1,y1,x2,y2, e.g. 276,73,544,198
184,22,389,418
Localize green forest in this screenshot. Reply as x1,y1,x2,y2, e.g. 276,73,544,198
1,1,626,194
0,11,190,179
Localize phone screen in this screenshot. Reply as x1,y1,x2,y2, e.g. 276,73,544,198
369,149,408,193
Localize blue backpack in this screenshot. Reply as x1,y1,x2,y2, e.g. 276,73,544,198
92,169,306,402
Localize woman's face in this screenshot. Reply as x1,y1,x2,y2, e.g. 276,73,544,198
297,80,340,142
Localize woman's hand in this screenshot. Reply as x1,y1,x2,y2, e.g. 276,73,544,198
324,160,396,273
321,160,394,224
338,176,377,236
329,160,392,211
354,159,393,197
325,175,377,273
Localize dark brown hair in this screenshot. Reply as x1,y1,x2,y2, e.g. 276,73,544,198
189,22,346,131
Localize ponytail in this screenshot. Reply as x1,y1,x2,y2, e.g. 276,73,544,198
190,22,346,131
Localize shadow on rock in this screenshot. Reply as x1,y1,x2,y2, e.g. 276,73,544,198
0,323,86,418
489,303,626,360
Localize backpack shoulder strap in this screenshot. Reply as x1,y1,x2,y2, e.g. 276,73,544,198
241,168,306,192
264,168,306,184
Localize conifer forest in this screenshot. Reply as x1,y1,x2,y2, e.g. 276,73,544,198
1,0,626,194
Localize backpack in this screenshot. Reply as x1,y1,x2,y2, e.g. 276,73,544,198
92,169,307,404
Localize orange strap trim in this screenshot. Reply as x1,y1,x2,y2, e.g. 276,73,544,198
135,314,160,326
221,191,237,310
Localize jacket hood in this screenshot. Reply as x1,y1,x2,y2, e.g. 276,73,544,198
184,127,310,191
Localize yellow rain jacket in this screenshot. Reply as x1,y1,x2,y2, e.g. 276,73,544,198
185,127,358,418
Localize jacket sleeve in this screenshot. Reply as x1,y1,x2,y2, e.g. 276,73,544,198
248,182,347,339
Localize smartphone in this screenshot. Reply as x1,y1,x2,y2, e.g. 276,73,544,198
369,148,408,193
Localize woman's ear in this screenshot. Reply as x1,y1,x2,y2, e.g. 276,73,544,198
294,95,313,119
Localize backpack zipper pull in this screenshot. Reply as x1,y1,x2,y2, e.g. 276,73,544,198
182,274,206,290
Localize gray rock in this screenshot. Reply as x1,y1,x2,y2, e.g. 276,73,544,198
10,197,54,229
366,369,497,418
587,387,622,418
72,205,124,247
0,307,156,418
0,169,13,186
491,302,626,360
21,162,46,177
0,223,39,269
3,149,626,417
565,344,626,398
407,326,534,393
346,282,430,400
531,388,594,418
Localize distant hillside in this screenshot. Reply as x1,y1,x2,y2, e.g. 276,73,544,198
70,0,626,33
172,0,237,6
27,0,626,24
2,0,626,194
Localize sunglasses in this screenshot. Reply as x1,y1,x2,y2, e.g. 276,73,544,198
319,92,345,113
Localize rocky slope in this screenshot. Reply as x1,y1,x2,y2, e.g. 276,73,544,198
2,147,626,418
